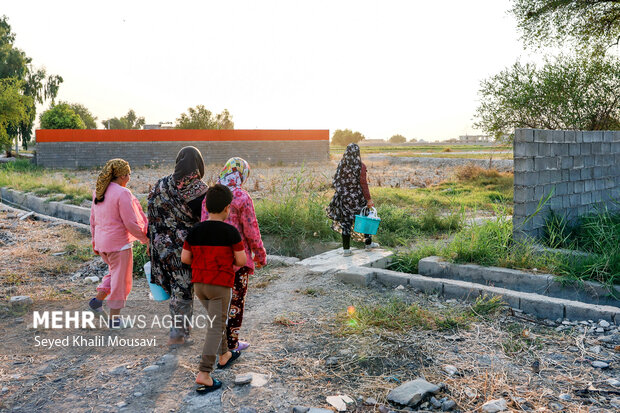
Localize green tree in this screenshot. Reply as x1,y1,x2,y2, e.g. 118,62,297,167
0,16,63,149
63,102,97,129
102,109,145,129
389,134,407,143
0,78,33,152
175,105,234,129
39,103,86,129
474,54,620,140
511,0,620,50
332,129,365,146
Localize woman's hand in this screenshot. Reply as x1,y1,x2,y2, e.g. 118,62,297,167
367,199,375,208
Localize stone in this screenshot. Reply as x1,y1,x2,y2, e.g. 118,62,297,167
443,365,458,376
109,366,128,376
1,387,8,393
340,395,354,404
395,285,405,290
325,357,339,366
292,408,310,413
481,398,507,413
364,398,378,405
442,400,456,411
611,398,620,409
596,328,604,334
10,296,33,309
133,392,143,397
599,335,615,343
238,408,257,413
84,276,99,284
591,361,609,369
464,387,476,398
386,378,440,407
549,402,563,411
142,365,160,372
117,401,128,408
589,345,602,354
558,394,571,402
430,397,442,408
234,373,253,385
606,378,620,387
326,396,347,412
600,320,611,328
249,372,268,387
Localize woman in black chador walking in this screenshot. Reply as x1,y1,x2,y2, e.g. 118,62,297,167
327,143,378,256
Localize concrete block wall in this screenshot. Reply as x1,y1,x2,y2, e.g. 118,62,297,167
35,140,329,168
513,129,620,240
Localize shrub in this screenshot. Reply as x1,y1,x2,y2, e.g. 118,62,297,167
454,164,501,181
40,103,86,129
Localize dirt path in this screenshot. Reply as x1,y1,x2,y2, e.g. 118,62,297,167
1,212,619,412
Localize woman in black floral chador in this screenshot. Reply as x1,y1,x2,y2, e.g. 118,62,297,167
327,143,377,256
147,146,207,345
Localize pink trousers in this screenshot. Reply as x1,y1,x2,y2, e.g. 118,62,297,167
96,249,133,309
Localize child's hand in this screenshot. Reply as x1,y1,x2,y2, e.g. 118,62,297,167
367,199,375,208
92,241,99,255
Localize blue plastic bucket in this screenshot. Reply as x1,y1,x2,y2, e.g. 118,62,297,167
144,261,170,301
354,207,381,235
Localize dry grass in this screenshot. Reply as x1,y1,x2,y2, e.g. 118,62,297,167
454,164,503,181
0,211,94,300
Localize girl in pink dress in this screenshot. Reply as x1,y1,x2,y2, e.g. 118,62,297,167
201,158,266,360
88,159,148,328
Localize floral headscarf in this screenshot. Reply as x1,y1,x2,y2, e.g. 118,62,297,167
95,159,131,204
218,157,250,188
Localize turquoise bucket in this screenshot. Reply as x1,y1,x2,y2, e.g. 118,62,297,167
354,207,381,235
144,261,170,301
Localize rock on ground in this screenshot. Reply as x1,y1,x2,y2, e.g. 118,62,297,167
387,378,440,407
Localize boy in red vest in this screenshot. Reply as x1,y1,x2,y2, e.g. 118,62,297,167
181,184,247,393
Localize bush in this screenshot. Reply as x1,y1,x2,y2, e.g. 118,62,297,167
40,103,86,129
389,134,406,143
332,129,365,146
132,243,149,278
454,164,501,181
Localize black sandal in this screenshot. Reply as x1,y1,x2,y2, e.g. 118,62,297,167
196,378,222,394
217,350,241,369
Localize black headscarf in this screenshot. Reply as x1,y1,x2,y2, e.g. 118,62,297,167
333,143,362,193
326,143,367,234
173,146,205,182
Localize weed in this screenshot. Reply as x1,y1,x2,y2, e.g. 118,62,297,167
389,243,444,274
132,242,149,277
296,288,325,296
469,294,504,317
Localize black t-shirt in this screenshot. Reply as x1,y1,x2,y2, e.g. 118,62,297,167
184,220,243,287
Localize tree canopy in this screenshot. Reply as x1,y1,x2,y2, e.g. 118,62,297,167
39,103,86,129
0,78,33,150
332,129,365,146
511,0,620,50
389,134,407,143
474,54,620,139
175,105,234,129
0,15,63,149
64,102,97,129
102,109,145,129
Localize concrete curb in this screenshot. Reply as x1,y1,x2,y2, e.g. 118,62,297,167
418,256,620,307
335,267,620,323
0,201,90,232
0,187,90,226
266,255,300,267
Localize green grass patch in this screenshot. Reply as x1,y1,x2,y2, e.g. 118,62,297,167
0,159,92,205
132,242,149,278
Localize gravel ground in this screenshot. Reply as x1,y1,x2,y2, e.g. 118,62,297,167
0,211,618,413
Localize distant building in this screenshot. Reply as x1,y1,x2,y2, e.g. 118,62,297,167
458,134,491,143
144,122,175,130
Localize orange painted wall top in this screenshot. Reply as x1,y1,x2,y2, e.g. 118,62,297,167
35,129,329,143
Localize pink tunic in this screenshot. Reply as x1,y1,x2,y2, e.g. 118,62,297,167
90,182,148,253
201,187,266,273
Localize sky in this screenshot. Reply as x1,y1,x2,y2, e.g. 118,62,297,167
4,0,536,141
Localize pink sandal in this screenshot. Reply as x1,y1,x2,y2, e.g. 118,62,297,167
235,341,250,351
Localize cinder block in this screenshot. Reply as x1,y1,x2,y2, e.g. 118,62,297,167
564,131,577,143
514,158,533,172
581,168,593,180
538,143,552,157
572,156,584,168
560,157,573,169
336,267,376,287
569,144,580,156
519,292,565,320
564,302,618,323
574,181,584,193
375,269,414,288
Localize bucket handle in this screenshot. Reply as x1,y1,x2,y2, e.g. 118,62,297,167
360,206,377,217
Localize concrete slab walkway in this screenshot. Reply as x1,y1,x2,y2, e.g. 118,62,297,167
297,247,392,274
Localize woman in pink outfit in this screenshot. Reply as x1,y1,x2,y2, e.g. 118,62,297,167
88,159,148,327
201,157,266,357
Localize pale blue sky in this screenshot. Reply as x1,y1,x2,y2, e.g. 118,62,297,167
5,0,533,141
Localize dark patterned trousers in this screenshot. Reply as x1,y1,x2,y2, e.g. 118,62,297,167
227,266,251,350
